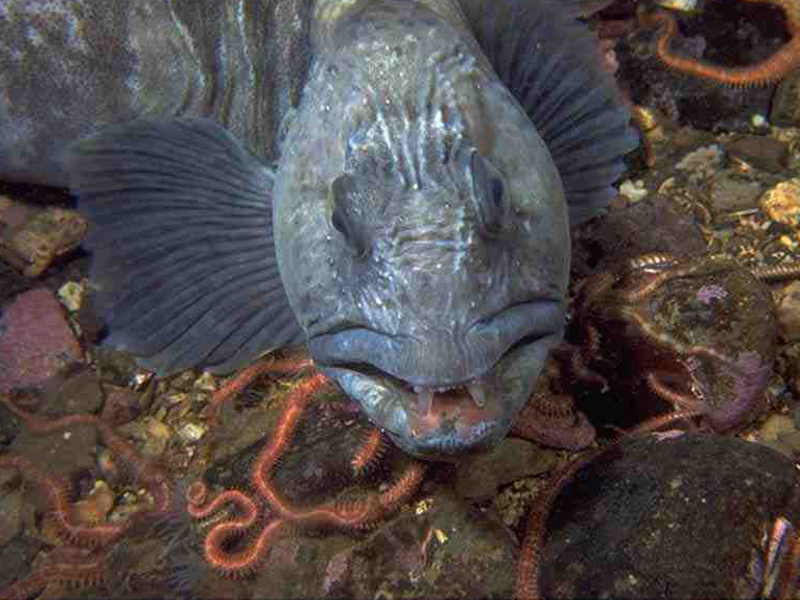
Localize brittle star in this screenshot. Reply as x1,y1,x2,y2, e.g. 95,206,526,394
641,0,800,86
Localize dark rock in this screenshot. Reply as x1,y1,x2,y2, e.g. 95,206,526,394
771,68,800,126
541,433,799,599
455,438,557,502
101,384,144,427
725,135,789,173
0,288,82,393
318,489,517,600
708,168,763,214
7,416,99,487
39,367,104,418
575,256,776,432
572,194,705,274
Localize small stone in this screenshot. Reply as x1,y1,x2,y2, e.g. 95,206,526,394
101,385,143,427
0,200,87,277
0,486,24,547
454,438,556,502
757,414,795,443
655,0,698,10
759,179,800,226
0,288,83,393
618,179,648,203
57,281,84,312
708,170,763,214
675,145,724,182
179,422,206,443
194,372,217,393
70,481,115,525
776,281,800,340
118,417,173,459
771,69,800,127
725,135,789,174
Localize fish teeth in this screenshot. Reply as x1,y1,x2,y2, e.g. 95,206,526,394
467,380,487,407
412,379,488,412
413,386,434,415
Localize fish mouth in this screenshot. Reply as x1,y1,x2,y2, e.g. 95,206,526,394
310,301,564,461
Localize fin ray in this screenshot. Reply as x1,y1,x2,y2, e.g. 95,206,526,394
460,0,638,224
70,118,304,375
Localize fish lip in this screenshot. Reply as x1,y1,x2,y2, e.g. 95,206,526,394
317,324,563,461
307,298,565,387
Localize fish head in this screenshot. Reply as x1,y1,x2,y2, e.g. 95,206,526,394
275,53,570,460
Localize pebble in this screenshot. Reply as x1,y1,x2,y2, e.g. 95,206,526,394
708,169,763,214
618,179,648,203
0,196,87,277
725,135,789,173
775,281,800,341
771,69,800,127
675,145,724,183
118,417,173,459
178,422,207,443
759,178,800,227
57,281,84,312
0,486,24,547
0,288,83,393
454,438,556,502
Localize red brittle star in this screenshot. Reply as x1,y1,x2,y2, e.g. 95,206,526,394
0,394,177,599
641,0,800,86
186,364,428,577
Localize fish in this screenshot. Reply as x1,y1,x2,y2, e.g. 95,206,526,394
0,0,637,460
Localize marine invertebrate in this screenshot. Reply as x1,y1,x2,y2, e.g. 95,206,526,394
641,0,800,86
189,369,427,578
572,253,778,432
0,394,177,599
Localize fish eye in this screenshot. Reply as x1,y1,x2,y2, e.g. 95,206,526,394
330,174,370,259
469,152,508,237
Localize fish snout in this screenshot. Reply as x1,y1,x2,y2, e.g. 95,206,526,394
307,299,564,384
313,299,565,460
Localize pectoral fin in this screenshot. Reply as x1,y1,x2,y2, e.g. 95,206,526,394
68,118,304,376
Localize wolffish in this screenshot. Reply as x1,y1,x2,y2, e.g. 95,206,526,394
0,0,637,460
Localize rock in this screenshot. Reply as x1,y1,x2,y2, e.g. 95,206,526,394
315,490,517,600
708,169,763,214
57,281,84,312
757,414,795,443
618,179,648,203
0,288,83,393
759,179,800,227
0,484,24,547
675,145,724,184
118,416,173,460
771,69,800,127
101,384,144,427
575,256,776,432
572,194,705,275
541,433,800,599
454,438,557,502
0,196,87,277
775,282,800,341
37,368,104,417
725,135,789,173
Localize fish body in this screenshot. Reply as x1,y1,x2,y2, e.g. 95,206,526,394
0,0,636,460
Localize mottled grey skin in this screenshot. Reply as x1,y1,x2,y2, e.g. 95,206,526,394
277,1,568,457
0,0,626,460
0,0,311,184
